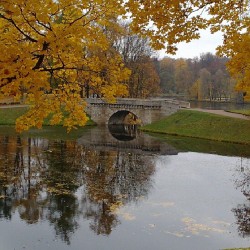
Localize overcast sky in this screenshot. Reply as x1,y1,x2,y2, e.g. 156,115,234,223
158,29,224,59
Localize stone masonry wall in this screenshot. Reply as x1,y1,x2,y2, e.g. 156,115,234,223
85,98,188,125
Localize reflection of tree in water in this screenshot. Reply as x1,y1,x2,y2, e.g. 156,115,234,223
0,136,83,244
82,150,155,235
80,150,120,235
44,140,84,194
81,194,119,235
43,140,84,244
232,204,250,238
0,135,156,243
46,194,80,244
0,136,32,220
233,158,250,237
0,136,13,220
113,151,155,202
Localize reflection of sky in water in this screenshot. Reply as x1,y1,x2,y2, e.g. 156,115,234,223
0,141,250,250
110,153,250,250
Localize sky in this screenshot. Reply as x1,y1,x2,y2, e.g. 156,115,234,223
158,29,224,59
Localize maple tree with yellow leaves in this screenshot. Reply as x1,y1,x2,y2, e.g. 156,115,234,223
0,0,249,131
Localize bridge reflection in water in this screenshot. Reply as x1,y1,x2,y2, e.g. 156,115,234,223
77,125,178,156
108,124,138,141
1,127,249,248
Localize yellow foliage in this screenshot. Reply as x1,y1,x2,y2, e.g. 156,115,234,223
0,0,129,131
1,0,249,131
218,31,250,100
126,0,250,96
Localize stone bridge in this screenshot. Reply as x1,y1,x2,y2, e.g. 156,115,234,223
86,98,190,125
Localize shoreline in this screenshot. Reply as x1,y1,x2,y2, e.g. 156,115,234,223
141,109,250,145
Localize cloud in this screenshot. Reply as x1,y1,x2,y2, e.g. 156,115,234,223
158,29,223,59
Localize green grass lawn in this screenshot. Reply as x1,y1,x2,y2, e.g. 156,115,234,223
141,110,250,145
223,248,250,250
0,106,95,127
227,109,250,116
0,107,29,125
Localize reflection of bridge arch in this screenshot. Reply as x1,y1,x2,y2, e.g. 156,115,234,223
86,98,189,125
108,124,137,141
77,127,178,156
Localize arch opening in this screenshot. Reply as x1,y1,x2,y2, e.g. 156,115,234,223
108,110,141,141
108,110,141,125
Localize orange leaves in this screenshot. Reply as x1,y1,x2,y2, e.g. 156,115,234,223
223,32,250,100
15,90,89,132
126,0,248,55
1,0,249,131
0,0,130,131
126,0,250,97
101,83,128,103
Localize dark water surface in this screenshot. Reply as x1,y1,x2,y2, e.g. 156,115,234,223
190,100,250,110
0,126,250,250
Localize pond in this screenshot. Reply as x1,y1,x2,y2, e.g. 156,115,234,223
190,100,250,110
0,125,250,250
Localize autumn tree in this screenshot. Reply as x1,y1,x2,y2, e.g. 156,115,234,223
0,0,249,131
114,23,161,98
0,1,129,131
213,69,225,100
199,68,212,101
158,53,239,101
158,57,176,93
189,57,234,101
174,59,193,95
219,32,250,100
125,56,160,98
127,0,250,99
189,79,202,100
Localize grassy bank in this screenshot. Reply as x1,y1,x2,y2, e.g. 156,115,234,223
148,133,250,157
227,109,250,116
0,106,30,125
0,107,95,126
141,110,250,145
224,248,250,250
0,125,93,140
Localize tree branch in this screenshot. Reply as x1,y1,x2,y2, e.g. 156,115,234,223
0,14,38,43
31,12,52,31
32,41,49,70
18,6,46,37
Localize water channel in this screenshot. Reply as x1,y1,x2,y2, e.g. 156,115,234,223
0,125,250,250
190,100,250,110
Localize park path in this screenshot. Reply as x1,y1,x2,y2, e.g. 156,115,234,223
189,108,250,120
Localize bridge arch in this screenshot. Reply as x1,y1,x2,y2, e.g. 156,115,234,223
85,98,188,125
108,110,141,125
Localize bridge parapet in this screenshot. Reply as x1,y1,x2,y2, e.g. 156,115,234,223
85,98,189,125
86,98,182,106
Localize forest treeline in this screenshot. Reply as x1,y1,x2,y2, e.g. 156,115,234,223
156,53,237,101
107,25,240,101
119,39,238,101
